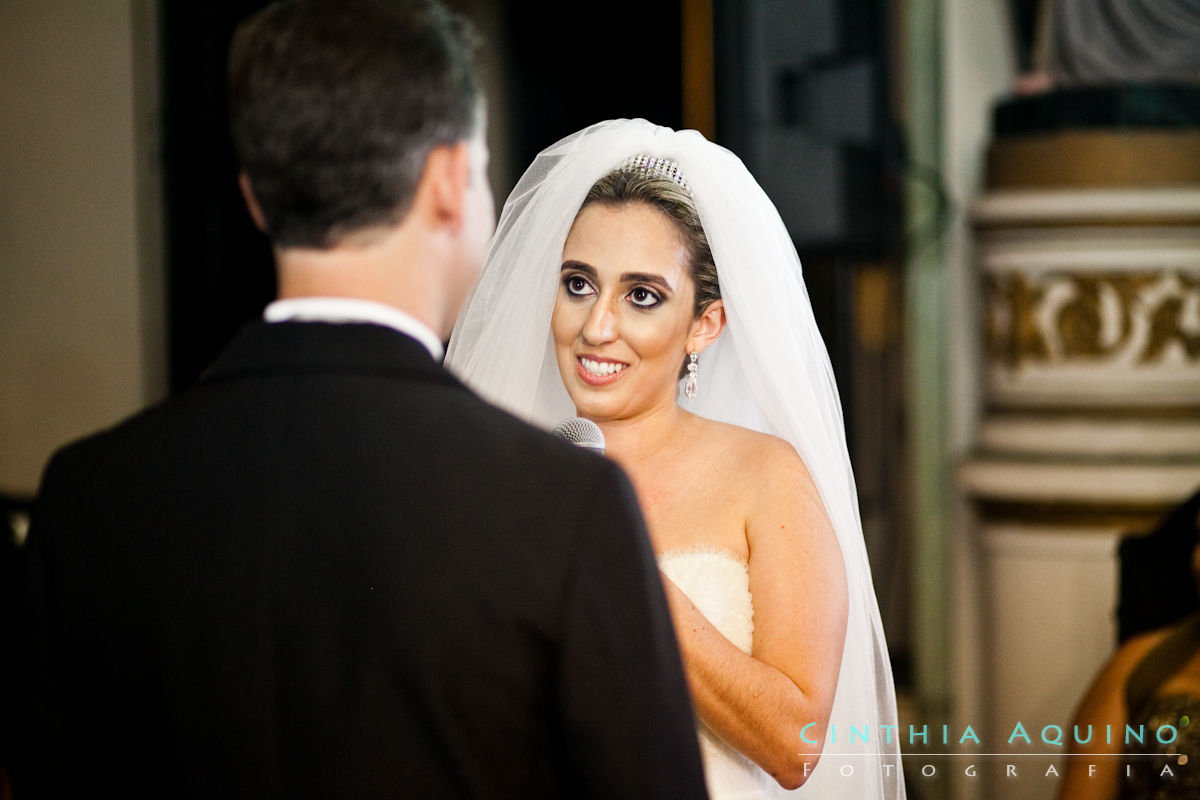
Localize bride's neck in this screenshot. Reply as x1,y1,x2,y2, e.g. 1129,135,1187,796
592,403,691,472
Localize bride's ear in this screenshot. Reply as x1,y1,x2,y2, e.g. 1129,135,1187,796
688,299,725,355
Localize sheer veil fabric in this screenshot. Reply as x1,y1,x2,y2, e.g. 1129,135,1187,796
446,119,905,798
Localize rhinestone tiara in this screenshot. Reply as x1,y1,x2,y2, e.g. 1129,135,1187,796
619,154,690,194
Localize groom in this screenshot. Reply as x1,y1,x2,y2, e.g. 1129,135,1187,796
5,1,706,797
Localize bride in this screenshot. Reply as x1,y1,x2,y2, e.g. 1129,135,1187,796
446,119,905,798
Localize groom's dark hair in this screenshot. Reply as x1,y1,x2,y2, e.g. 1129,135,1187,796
228,0,481,248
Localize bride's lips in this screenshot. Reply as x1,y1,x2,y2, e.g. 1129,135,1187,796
575,355,629,387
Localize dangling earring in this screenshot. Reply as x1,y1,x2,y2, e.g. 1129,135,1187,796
684,351,699,399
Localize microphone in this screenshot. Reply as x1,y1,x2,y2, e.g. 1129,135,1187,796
552,417,605,454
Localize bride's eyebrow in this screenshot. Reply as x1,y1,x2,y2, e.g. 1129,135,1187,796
620,272,674,295
560,260,596,277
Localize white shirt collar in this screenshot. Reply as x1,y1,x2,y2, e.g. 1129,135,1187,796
263,297,444,361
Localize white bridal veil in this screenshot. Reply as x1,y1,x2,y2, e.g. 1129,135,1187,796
446,119,905,798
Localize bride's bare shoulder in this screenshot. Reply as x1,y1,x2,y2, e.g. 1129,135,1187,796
690,416,813,487
691,418,833,552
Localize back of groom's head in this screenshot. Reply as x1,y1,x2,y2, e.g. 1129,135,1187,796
228,0,480,250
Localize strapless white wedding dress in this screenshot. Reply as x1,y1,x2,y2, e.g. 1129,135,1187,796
658,547,778,799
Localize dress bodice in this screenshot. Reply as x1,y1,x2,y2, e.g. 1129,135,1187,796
658,547,777,799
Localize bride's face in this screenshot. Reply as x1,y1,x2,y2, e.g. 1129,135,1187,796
552,202,697,423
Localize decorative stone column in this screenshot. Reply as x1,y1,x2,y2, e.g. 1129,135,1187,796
957,86,1200,800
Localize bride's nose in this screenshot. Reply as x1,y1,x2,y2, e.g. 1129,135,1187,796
581,300,617,345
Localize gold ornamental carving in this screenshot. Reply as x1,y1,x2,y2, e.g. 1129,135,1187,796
986,269,1200,368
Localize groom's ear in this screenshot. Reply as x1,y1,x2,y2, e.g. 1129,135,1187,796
238,172,269,233
688,299,726,354
412,140,471,233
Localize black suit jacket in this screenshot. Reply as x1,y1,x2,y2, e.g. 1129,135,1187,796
7,321,707,799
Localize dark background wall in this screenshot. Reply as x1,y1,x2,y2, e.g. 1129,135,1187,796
159,1,275,393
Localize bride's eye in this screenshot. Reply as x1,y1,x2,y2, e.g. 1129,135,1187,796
563,275,594,297
628,286,662,308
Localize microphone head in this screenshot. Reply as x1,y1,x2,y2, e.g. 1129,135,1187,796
552,417,605,454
